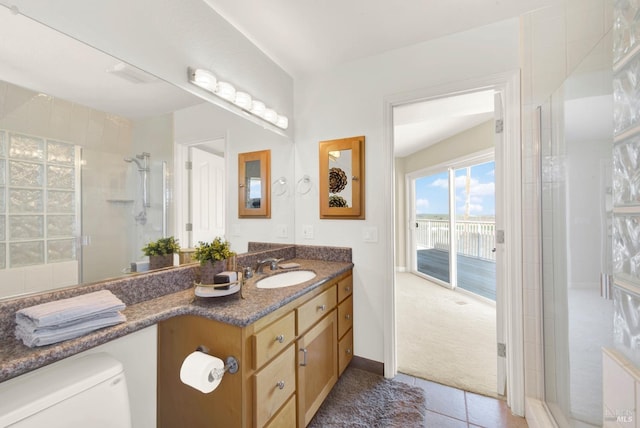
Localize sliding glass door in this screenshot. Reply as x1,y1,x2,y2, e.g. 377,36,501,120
414,170,451,285
410,156,496,300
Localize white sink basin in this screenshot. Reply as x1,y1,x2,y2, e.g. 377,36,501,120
256,270,316,289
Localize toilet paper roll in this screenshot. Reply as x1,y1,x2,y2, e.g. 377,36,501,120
179,351,225,393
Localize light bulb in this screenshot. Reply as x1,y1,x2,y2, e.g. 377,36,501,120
263,108,278,123
276,115,289,129
191,69,217,93
251,100,266,117
215,81,236,101
234,91,253,110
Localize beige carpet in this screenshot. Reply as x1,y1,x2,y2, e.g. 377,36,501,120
396,272,498,398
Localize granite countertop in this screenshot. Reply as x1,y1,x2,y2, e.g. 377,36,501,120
0,258,353,383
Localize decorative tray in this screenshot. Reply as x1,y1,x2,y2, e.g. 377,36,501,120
194,281,241,298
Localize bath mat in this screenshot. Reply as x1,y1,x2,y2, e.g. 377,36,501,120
308,367,426,427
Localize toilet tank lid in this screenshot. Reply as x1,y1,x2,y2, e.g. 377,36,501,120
0,353,125,426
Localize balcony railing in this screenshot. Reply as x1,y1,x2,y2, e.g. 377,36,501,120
416,219,496,261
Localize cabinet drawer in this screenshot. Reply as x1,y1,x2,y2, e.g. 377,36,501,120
254,345,296,427
264,394,296,428
338,328,353,376
253,311,295,369
297,286,336,334
337,294,353,339
337,275,353,302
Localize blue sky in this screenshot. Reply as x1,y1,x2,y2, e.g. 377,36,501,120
415,161,495,216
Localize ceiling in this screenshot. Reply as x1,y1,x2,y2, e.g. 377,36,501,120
203,0,554,79
202,0,552,156
393,91,495,158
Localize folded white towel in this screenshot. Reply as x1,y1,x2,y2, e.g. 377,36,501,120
17,310,124,334
15,290,125,329
16,312,126,347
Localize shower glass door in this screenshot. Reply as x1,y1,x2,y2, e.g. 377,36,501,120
540,32,613,426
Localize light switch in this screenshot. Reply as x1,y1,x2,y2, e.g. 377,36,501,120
302,225,314,239
363,227,378,242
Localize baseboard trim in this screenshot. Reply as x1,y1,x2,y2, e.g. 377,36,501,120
525,397,559,428
349,356,384,376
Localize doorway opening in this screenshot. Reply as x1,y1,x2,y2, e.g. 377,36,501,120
393,89,501,398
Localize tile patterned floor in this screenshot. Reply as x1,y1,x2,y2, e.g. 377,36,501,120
395,373,529,428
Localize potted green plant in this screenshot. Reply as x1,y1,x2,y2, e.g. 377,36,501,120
193,237,236,284
142,236,180,270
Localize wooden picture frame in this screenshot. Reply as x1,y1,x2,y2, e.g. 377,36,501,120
319,136,365,219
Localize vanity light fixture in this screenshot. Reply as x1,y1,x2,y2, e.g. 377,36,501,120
215,81,236,101
276,115,289,129
190,68,217,92
263,108,278,124
250,100,266,117
234,91,253,110
188,67,289,130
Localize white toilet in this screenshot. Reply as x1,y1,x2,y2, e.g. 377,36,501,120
0,353,132,428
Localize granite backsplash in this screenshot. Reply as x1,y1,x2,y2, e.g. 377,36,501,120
0,243,351,340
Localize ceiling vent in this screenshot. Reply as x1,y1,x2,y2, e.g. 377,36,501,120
106,62,158,84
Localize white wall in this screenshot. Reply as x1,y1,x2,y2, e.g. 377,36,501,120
294,19,520,363
173,102,294,254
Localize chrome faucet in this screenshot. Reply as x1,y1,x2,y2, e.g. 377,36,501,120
255,258,281,274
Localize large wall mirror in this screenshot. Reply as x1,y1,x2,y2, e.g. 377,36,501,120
0,6,294,300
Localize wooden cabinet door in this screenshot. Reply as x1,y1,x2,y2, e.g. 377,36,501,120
296,310,338,427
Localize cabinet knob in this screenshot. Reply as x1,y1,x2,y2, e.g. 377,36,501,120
275,334,285,343
346,348,352,355
317,304,326,312
345,286,351,292
345,314,351,320
276,380,285,390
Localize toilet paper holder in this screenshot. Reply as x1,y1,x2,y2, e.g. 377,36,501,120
196,345,239,380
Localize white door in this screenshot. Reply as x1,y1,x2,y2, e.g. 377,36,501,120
190,146,225,245
494,91,506,396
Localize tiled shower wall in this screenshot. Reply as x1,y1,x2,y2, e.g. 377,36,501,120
0,80,133,298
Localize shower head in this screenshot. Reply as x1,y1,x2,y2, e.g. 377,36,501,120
124,157,144,170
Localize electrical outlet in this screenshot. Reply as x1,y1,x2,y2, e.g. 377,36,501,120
302,225,314,239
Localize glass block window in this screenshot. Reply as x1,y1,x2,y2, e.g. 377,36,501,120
0,130,79,269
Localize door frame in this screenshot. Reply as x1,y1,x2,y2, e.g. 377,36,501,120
383,70,523,415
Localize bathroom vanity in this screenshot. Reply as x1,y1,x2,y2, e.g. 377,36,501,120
157,269,353,428
0,244,353,428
